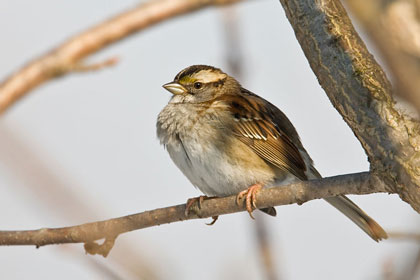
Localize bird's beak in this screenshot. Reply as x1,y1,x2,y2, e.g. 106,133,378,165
162,82,187,95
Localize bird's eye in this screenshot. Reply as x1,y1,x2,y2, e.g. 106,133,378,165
193,82,202,89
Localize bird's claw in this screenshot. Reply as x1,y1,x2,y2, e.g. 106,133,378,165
185,195,210,217
206,216,219,226
236,183,263,219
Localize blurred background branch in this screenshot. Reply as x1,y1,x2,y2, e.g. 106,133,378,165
344,0,420,114
389,231,420,241
0,0,241,114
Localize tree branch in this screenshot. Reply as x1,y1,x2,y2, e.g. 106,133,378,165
388,231,420,241
0,0,240,114
278,0,420,211
0,172,388,255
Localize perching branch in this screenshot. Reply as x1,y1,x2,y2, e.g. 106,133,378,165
0,0,240,114
278,0,420,211
0,172,388,256
0,0,417,263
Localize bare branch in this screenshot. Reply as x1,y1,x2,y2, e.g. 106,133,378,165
70,56,119,73
388,232,420,241
254,215,280,280
0,172,388,254
278,0,420,211
0,0,240,114
384,232,420,280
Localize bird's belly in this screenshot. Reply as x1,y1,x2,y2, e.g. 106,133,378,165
166,134,278,197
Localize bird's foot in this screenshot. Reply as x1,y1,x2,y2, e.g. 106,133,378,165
206,216,219,226
236,183,263,219
185,195,208,217
185,196,219,225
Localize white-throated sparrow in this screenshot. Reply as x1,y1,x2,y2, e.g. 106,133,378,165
157,65,387,241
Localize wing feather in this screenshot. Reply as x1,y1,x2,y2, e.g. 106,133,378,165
221,89,308,180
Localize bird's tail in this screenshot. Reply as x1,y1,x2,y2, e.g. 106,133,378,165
324,195,388,242
259,207,277,216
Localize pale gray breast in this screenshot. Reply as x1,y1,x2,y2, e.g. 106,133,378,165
156,102,283,196
157,103,222,145
157,103,192,146
156,102,230,195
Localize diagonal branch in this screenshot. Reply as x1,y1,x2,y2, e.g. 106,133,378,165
278,0,420,211
0,0,240,114
0,172,388,256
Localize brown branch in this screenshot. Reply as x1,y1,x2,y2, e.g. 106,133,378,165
70,56,119,72
404,246,420,280
384,231,420,280
0,172,388,255
278,0,420,212
388,231,420,241
254,215,280,280
0,0,240,114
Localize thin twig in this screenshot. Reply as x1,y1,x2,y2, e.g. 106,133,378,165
0,0,240,114
388,232,420,241
0,172,388,255
70,56,119,72
404,248,420,280
383,231,420,280
254,215,279,280
382,258,398,280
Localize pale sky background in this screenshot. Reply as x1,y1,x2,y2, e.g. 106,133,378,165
0,0,419,279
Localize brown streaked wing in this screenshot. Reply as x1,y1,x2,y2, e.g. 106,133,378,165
222,89,308,180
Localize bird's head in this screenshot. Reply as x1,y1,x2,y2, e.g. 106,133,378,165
163,65,239,104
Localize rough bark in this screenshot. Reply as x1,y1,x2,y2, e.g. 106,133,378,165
278,0,420,212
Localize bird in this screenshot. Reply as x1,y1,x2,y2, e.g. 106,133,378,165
156,64,387,241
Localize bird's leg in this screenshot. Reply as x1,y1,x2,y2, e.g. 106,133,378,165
185,196,219,225
185,195,206,217
236,183,263,219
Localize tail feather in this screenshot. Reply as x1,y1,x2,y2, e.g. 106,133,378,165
259,207,277,216
324,195,388,242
